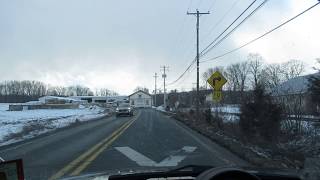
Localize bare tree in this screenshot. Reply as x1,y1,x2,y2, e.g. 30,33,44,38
134,86,149,93
248,53,264,88
313,58,320,71
225,64,239,91
237,62,250,92
66,85,92,96
282,59,305,80
265,63,284,89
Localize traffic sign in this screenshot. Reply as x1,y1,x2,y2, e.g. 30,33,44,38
212,90,222,102
207,71,227,90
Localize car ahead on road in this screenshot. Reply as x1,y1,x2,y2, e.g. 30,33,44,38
115,103,133,117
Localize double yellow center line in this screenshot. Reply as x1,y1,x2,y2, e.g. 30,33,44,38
49,112,140,180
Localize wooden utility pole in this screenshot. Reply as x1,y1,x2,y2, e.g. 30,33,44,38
187,9,210,118
160,66,169,110
153,73,158,107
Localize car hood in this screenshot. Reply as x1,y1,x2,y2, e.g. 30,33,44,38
60,166,302,180
60,168,167,180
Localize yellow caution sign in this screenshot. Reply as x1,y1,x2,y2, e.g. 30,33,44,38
212,90,222,102
207,71,227,90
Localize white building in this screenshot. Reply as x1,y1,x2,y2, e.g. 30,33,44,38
39,96,84,104
69,96,128,104
129,90,152,108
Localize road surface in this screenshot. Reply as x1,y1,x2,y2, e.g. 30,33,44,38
0,108,248,179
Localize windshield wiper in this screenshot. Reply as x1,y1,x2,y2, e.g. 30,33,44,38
109,165,214,180
167,164,213,174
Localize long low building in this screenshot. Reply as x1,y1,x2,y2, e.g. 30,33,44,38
39,96,85,104
69,96,129,104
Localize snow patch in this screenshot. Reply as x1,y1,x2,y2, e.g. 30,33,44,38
211,104,240,114
0,103,108,146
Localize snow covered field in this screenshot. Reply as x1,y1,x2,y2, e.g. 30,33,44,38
0,103,108,146
211,104,240,123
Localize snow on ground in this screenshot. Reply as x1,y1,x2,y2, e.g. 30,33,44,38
156,106,165,112
0,103,10,111
211,104,240,123
211,104,240,114
0,103,107,146
221,114,240,123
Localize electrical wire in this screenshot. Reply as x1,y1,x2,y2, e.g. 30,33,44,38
200,1,320,63
201,0,239,44
168,0,194,63
187,0,193,12
165,0,195,87
171,64,197,89
167,0,256,86
167,58,196,86
207,0,217,12
200,0,257,56
200,0,268,57
197,0,204,9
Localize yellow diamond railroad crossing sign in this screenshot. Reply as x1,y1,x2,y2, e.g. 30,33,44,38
207,71,227,90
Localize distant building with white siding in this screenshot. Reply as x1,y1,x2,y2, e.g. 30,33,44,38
39,96,84,104
129,90,152,108
69,96,128,105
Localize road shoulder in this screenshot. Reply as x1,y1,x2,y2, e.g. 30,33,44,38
156,110,249,167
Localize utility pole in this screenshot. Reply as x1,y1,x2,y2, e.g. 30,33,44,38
160,66,169,110
153,73,158,107
187,9,210,118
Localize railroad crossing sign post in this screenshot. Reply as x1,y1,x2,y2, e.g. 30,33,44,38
207,71,227,103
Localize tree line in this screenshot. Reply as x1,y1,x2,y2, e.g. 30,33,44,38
0,80,118,102
202,53,305,92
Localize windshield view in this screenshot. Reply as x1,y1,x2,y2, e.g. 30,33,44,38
0,0,320,180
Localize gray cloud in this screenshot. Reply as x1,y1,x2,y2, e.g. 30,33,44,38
0,0,318,94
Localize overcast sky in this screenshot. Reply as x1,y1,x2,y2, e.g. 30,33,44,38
0,0,319,95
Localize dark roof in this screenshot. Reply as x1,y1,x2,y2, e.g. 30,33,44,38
271,73,320,96
128,90,152,97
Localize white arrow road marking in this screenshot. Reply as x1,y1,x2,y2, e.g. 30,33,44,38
115,146,197,167
115,147,155,166
182,146,197,153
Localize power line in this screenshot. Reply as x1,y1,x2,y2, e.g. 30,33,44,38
207,0,217,12
200,0,257,56
167,0,254,87
201,0,239,43
169,64,197,89
200,0,268,57
196,0,204,9
200,0,217,25
200,1,320,63
168,0,194,63
167,58,196,85
187,0,193,12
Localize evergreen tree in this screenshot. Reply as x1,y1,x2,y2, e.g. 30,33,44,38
240,85,282,143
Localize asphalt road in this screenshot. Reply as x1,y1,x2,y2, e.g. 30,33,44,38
0,108,248,180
